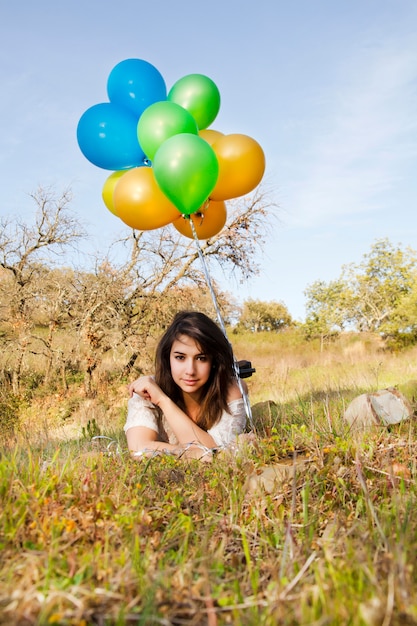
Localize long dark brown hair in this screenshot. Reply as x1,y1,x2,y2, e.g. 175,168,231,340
154,311,236,430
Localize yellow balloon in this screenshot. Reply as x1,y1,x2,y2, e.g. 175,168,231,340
199,128,224,146
210,134,265,201
102,170,125,215
173,199,227,240
113,167,181,230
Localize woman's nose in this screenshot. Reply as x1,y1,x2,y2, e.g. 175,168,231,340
184,358,196,374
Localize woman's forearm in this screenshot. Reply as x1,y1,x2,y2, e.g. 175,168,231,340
157,396,216,448
132,440,213,461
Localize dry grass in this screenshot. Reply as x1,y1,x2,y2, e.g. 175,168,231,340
1,331,417,625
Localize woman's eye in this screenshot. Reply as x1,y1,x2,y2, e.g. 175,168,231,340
197,355,207,361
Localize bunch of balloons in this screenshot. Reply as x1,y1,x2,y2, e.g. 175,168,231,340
77,58,265,240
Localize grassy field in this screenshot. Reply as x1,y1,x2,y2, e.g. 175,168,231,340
1,331,417,625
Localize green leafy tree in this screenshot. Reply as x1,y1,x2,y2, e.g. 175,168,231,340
343,238,417,332
303,278,351,347
303,238,417,347
379,270,417,348
238,298,292,332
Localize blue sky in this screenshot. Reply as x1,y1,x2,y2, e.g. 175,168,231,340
1,1,417,321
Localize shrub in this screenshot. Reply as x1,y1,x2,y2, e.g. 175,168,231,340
0,391,22,434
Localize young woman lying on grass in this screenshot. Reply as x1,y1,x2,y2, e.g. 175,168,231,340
124,311,248,460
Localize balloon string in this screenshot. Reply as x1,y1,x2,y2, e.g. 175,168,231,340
189,217,254,431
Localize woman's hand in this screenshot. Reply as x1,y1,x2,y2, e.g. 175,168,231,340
127,376,166,406
127,375,217,450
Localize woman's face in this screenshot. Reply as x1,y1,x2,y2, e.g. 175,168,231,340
169,334,212,398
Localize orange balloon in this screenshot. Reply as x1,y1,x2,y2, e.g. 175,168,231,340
113,167,180,230
199,128,224,146
210,134,265,201
173,200,227,240
102,170,125,215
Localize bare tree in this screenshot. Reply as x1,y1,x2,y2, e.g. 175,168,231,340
0,187,85,392
107,187,274,372
0,185,277,396
30,266,80,389
60,186,274,393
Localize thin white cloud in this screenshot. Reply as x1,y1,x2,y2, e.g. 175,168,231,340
285,30,417,228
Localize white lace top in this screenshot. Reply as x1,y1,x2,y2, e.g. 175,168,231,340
124,393,247,448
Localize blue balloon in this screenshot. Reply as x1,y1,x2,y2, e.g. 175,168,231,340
107,58,167,117
77,102,146,170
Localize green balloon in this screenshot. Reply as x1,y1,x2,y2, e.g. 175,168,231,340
153,133,219,215
137,101,198,161
168,74,221,130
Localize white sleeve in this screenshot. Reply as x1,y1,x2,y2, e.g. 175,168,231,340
123,393,159,434
207,398,247,447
